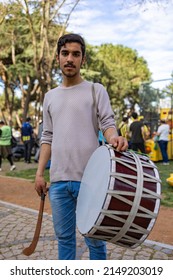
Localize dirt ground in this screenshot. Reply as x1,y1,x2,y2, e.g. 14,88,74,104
0,161,173,246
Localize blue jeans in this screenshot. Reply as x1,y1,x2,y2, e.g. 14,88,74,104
158,140,168,163
49,181,107,260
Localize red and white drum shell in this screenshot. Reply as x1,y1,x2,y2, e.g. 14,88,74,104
76,145,161,248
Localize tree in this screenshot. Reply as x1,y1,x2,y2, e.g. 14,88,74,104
0,0,80,124
123,0,170,9
82,43,151,117
163,78,173,130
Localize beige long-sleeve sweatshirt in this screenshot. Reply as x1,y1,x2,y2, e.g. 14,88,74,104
41,80,115,182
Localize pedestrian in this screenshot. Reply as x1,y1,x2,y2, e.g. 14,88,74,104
21,117,34,163
155,119,170,165
34,120,43,162
119,116,130,138
0,120,16,171
118,116,131,148
98,130,107,145
129,112,146,154
34,33,128,260
143,121,150,140
12,126,21,143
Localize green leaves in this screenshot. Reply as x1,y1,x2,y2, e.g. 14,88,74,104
82,43,151,115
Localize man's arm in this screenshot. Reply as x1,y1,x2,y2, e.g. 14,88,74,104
35,143,51,196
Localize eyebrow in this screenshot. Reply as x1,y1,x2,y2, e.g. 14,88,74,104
61,50,82,57
61,50,81,54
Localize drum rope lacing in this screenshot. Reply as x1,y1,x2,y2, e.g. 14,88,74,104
107,149,145,243
89,147,161,246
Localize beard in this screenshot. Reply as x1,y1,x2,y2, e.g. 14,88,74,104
61,69,77,78
60,61,83,78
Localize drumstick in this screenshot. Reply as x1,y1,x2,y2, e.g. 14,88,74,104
22,192,45,256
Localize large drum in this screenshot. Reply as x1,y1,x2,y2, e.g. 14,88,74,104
76,145,161,248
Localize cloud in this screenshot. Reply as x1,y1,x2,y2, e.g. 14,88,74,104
68,0,173,88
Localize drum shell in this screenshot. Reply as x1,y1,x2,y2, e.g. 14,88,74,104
77,145,161,248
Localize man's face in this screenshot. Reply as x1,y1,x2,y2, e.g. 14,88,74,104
57,42,85,78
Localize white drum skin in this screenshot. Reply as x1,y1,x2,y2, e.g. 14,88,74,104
76,146,111,234
76,145,161,248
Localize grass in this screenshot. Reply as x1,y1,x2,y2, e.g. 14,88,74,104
155,161,173,207
6,168,50,182
5,159,173,208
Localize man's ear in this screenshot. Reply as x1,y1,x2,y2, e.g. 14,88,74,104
56,54,59,64
81,55,86,66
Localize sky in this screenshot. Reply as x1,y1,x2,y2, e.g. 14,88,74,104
67,0,173,90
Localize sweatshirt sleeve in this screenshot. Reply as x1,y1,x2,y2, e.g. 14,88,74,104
95,83,116,133
41,92,53,145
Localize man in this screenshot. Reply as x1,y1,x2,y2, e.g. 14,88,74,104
129,112,146,154
0,120,16,171
118,117,129,138
34,120,43,162
118,116,131,148
21,117,34,163
35,33,128,260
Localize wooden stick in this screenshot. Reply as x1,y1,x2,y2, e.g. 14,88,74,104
22,193,45,256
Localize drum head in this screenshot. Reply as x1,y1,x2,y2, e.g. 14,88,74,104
76,145,111,234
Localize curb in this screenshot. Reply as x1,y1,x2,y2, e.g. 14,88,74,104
1,200,173,250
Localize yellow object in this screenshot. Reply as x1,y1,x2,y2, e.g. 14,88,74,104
145,139,162,161
145,135,173,162
166,173,173,187
160,108,173,129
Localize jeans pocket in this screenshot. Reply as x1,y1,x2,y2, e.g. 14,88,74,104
70,181,80,199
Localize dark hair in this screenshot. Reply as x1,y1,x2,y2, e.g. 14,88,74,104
122,116,128,122
160,119,166,123
131,112,138,119
57,33,86,58
0,120,5,125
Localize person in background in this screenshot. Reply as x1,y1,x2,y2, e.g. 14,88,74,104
34,120,43,162
118,117,127,136
21,117,34,163
98,130,107,145
12,126,21,143
142,121,150,140
155,119,170,165
129,112,146,154
34,33,128,260
0,120,16,171
118,117,131,148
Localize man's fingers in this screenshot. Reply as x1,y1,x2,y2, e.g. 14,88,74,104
35,182,47,197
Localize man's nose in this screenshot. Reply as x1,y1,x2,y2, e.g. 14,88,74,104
67,53,74,62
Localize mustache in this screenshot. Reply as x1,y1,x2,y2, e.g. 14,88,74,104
64,63,76,68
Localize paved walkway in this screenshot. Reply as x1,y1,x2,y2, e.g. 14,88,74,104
0,200,173,260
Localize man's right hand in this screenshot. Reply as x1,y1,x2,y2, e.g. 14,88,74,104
35,174,47,196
